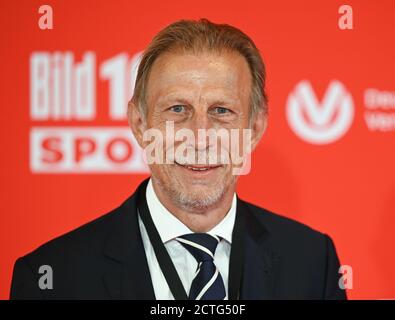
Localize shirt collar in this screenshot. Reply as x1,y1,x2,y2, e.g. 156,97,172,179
145,178,236,244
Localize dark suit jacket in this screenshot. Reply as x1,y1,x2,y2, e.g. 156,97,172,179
10,178,346,299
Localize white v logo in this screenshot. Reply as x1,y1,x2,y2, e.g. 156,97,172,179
286,80,354,144
295,80,346,127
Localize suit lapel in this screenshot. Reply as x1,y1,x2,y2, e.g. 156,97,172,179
102,180,156,299
101,179,281,300
238,198,282,300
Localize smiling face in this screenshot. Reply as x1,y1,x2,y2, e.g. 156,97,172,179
130,50,265,211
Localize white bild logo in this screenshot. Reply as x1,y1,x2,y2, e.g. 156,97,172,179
30,127,148,173
286,80,354,144
29,51,148,174
30,51,142,121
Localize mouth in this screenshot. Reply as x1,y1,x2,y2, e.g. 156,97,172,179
175,161,222,173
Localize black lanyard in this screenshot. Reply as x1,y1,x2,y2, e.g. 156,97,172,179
137,181,245,300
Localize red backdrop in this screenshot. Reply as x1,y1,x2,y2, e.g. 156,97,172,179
1,0,394,299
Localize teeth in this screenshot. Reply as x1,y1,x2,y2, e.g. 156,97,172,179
186,166,209,171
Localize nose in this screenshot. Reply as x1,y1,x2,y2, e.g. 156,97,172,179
189,109,214,152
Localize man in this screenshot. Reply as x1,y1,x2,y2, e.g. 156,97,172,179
10,19,346,300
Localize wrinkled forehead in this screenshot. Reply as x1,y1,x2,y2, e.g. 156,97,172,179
145,50,252,106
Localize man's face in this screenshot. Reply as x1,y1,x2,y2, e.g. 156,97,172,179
133,50,262,210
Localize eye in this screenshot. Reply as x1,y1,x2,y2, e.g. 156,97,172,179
213,106,231,114
169,105,186,113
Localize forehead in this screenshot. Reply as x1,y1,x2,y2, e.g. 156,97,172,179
145,50,252,104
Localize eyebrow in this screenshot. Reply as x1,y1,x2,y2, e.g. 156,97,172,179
157,95,239,107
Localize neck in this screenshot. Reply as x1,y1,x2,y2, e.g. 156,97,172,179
151,180,235,233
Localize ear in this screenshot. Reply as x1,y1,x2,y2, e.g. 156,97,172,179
127,99,146,148
250,109,267,152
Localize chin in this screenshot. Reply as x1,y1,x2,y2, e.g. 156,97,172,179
176,192,223,210
171,182,228,210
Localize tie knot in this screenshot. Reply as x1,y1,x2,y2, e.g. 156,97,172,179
176,233,221,262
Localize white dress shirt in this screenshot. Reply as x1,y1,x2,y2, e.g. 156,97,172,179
138,178,237,300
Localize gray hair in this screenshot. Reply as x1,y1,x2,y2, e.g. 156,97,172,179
129,18,268,121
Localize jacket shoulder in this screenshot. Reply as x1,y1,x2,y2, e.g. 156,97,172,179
242,200,330,249
19,192,136,271
10,192,138,299
241,200,345,299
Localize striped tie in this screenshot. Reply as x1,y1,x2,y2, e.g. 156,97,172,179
176,233,226,300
